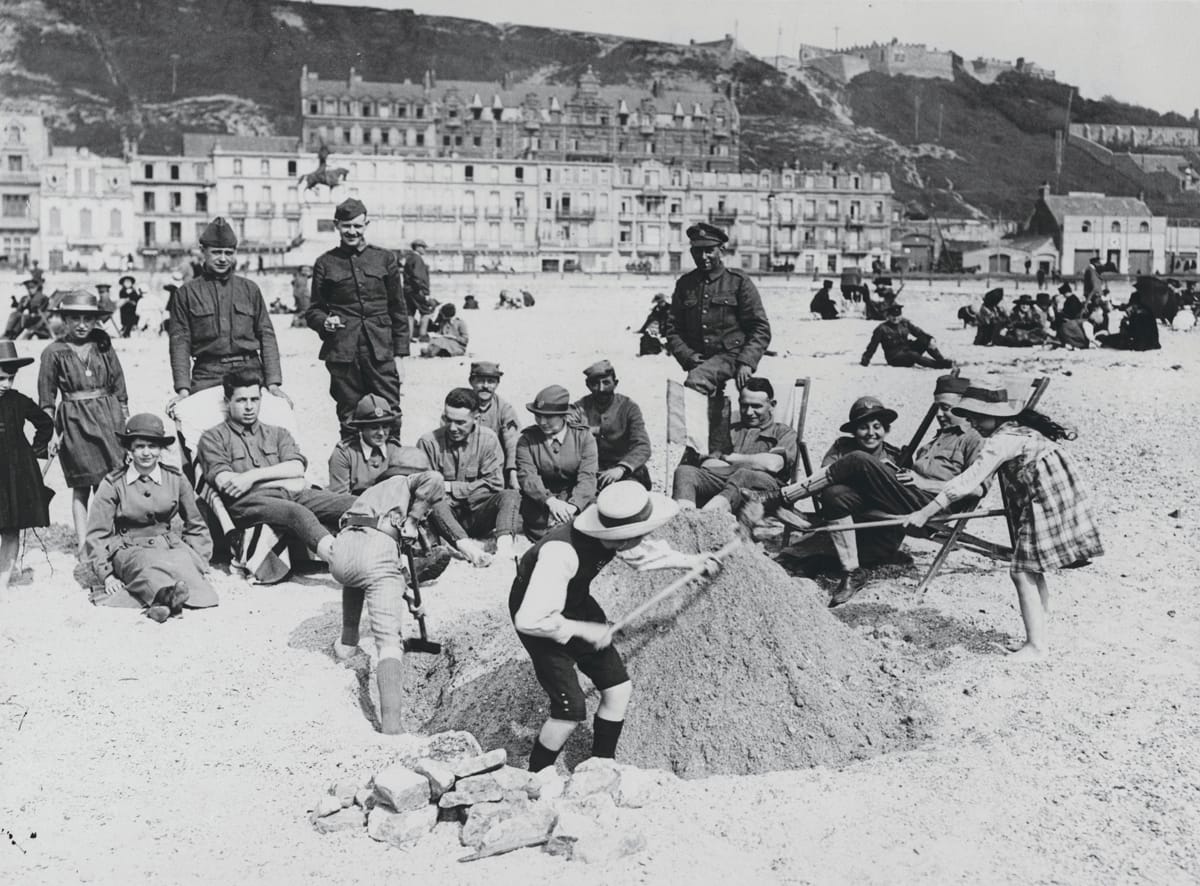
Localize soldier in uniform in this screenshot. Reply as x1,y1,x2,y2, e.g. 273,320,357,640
307,198,409,442
326,394,433,496
469,361,521,488
167,217,284,407
662,222,771,451
861,304,953,368
571,360,652,490
515,385,598,541
403,238,435,340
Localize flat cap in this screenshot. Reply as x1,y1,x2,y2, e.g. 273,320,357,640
469,361,503,377
411,239,427,249
934,375,971,398
583,359,615,380
334,198,368,221
686,222,728,247
199,217,238,248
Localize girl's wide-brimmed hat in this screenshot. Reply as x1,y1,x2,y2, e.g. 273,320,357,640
952,386,1025,419
574,481,680,541
526,384,571,415
0,339,34,371
118,413,176,447
840,396,899,433
51,290,110,315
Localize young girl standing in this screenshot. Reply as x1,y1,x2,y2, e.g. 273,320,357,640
0,341,54,590
905,385,1103,661
37,291,128,547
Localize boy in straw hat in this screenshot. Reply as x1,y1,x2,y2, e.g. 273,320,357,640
513,481,720,772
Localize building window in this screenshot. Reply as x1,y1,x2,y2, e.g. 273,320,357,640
195,192,208,213
258,159,268,175
142,163,154,179
1139,221,1150,233
194,163,207,179
465,165,474,182
170,164,180,180
472,135,482,147
415,133,425,146
170,221,182,243
79,207,93,237
308,101,318,115
287,160,297,176
233,159,243,175
1111,221,1121,232
442,135,451,147
143,221,155,246
2,194,29,218
398,105,407,118
415,106,425,119
6,124,22,144
342,129,351,144
48,207,61,233
110,209,122,236
380,130,390,145
169,191,182,211
143,192,156,211
5,155,20,172
826,200,839,220
1081,220,1091,232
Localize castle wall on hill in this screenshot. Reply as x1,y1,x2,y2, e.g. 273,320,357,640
966,57,1056,84
1070,123,1198,150
797,41,951,84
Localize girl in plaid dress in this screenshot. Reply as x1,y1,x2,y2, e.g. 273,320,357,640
904,385,1103,661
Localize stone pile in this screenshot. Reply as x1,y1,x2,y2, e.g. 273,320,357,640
310,730,670,863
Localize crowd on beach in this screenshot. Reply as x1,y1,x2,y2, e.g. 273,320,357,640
1,208,1110,770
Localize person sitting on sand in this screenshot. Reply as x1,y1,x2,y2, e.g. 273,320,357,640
861,304,953,369
571,360,653,491
516,385,598,541
974,288,1007,346
420,303,469,357
781,379,985,606
513,480,720,772
1055,296,1094,350
810,280,839,320
636,294,670,356
1098,290,1160,351
81,413,217,621
327,394,433,496
995,295,1049,347
671,377,797,521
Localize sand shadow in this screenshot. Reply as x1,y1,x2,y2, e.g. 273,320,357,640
831,601,1015,657
287,602,380,730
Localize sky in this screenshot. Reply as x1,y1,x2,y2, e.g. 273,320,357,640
314,0,1199,117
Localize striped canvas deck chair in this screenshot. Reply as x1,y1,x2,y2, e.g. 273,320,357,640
172,387,302,585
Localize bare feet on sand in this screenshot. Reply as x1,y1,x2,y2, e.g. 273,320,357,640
1007,643,1046,663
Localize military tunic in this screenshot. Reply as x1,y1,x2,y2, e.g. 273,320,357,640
475,394,521,474
307,244,409,436
571,392,652,487
402,251,433,316
662,266,772,395
327,440,432,495
83,464,217,608
418,424,519,540
168,270,282,393
515,422,598,539
671,419,797,509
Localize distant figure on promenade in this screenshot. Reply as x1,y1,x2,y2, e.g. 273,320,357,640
403,239,436,340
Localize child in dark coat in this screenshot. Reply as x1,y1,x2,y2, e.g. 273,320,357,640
0,341,54,590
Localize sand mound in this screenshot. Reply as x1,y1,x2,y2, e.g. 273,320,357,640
402,511,920,777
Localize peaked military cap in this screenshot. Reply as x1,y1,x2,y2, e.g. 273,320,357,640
583,359,616,380
469,361,503,378
199,217,238,248
334,198,368,221
686,222,728,247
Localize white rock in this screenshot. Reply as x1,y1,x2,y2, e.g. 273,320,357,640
314,795,343,818
354,788,375,809
534,769,565,802
492,765,541,799
367,805,437,847
564,765,620,800
312,807,365,834
461,799,524,848
413,758,456,800
373,765,432,813
438,772,503,808
452,748,506,779
330,778,358,808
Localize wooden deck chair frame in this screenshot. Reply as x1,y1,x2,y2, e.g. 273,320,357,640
914,376,1051,593
779,378,816,546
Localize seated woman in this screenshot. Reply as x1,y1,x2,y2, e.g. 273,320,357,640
81,413,217,621
973,288,1007,345
810,281,839,320
421,303,469,357
995,295,1050,347
1055,295,1094,350
516,385,598,541
637,293,670,355
1098,290,1160,351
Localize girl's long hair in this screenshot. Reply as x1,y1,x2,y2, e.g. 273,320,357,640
1015,408,1076,441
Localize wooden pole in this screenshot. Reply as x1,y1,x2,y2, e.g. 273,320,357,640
612,539,741,633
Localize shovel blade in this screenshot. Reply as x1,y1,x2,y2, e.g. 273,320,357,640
403,637,442,655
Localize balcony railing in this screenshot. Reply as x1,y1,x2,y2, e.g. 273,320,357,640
228,201,248,216
556,208,596,221
484,207,504,219
708,208,738,223
283,203,302,218
255,202,275,217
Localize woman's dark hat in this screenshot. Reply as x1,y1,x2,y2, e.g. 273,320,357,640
119,275,136,287
51,290,110,315
0,339,34,371
840,396,898,433
1058,282,1073,295
118,413,175,447
347,393,401,427
526,385,571,415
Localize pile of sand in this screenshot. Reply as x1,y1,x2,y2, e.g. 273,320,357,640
402,511,921,777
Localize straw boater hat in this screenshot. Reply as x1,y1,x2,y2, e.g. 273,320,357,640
952,386,1025,419
51,290,110,315
118,413,175,447
840,396,899,433
0,340,34,371
347,394,400,428
526,385,571,415
933,375,971,406
574,481,679,541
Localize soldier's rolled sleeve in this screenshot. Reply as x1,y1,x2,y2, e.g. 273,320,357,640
385,252,411,356
736,277,772,369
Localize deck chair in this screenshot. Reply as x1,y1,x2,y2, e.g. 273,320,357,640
913,376,1051,593
173,387,304,585
775,378,818,545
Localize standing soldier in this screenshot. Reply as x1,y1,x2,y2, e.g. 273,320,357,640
661,222,771,451
403,238,435,340
307,198,409,442
167,217,284,407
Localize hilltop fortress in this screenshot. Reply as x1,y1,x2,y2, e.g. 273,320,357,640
791,39,1055,86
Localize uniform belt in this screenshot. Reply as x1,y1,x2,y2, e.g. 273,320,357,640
199,354,259,364
341,512,400,542
63,390,106,402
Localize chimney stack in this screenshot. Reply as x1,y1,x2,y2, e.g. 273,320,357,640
1038,181,1051,200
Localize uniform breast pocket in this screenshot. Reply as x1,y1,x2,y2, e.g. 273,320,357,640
257,443,280,468
190,305,218,341
232,299,258,345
